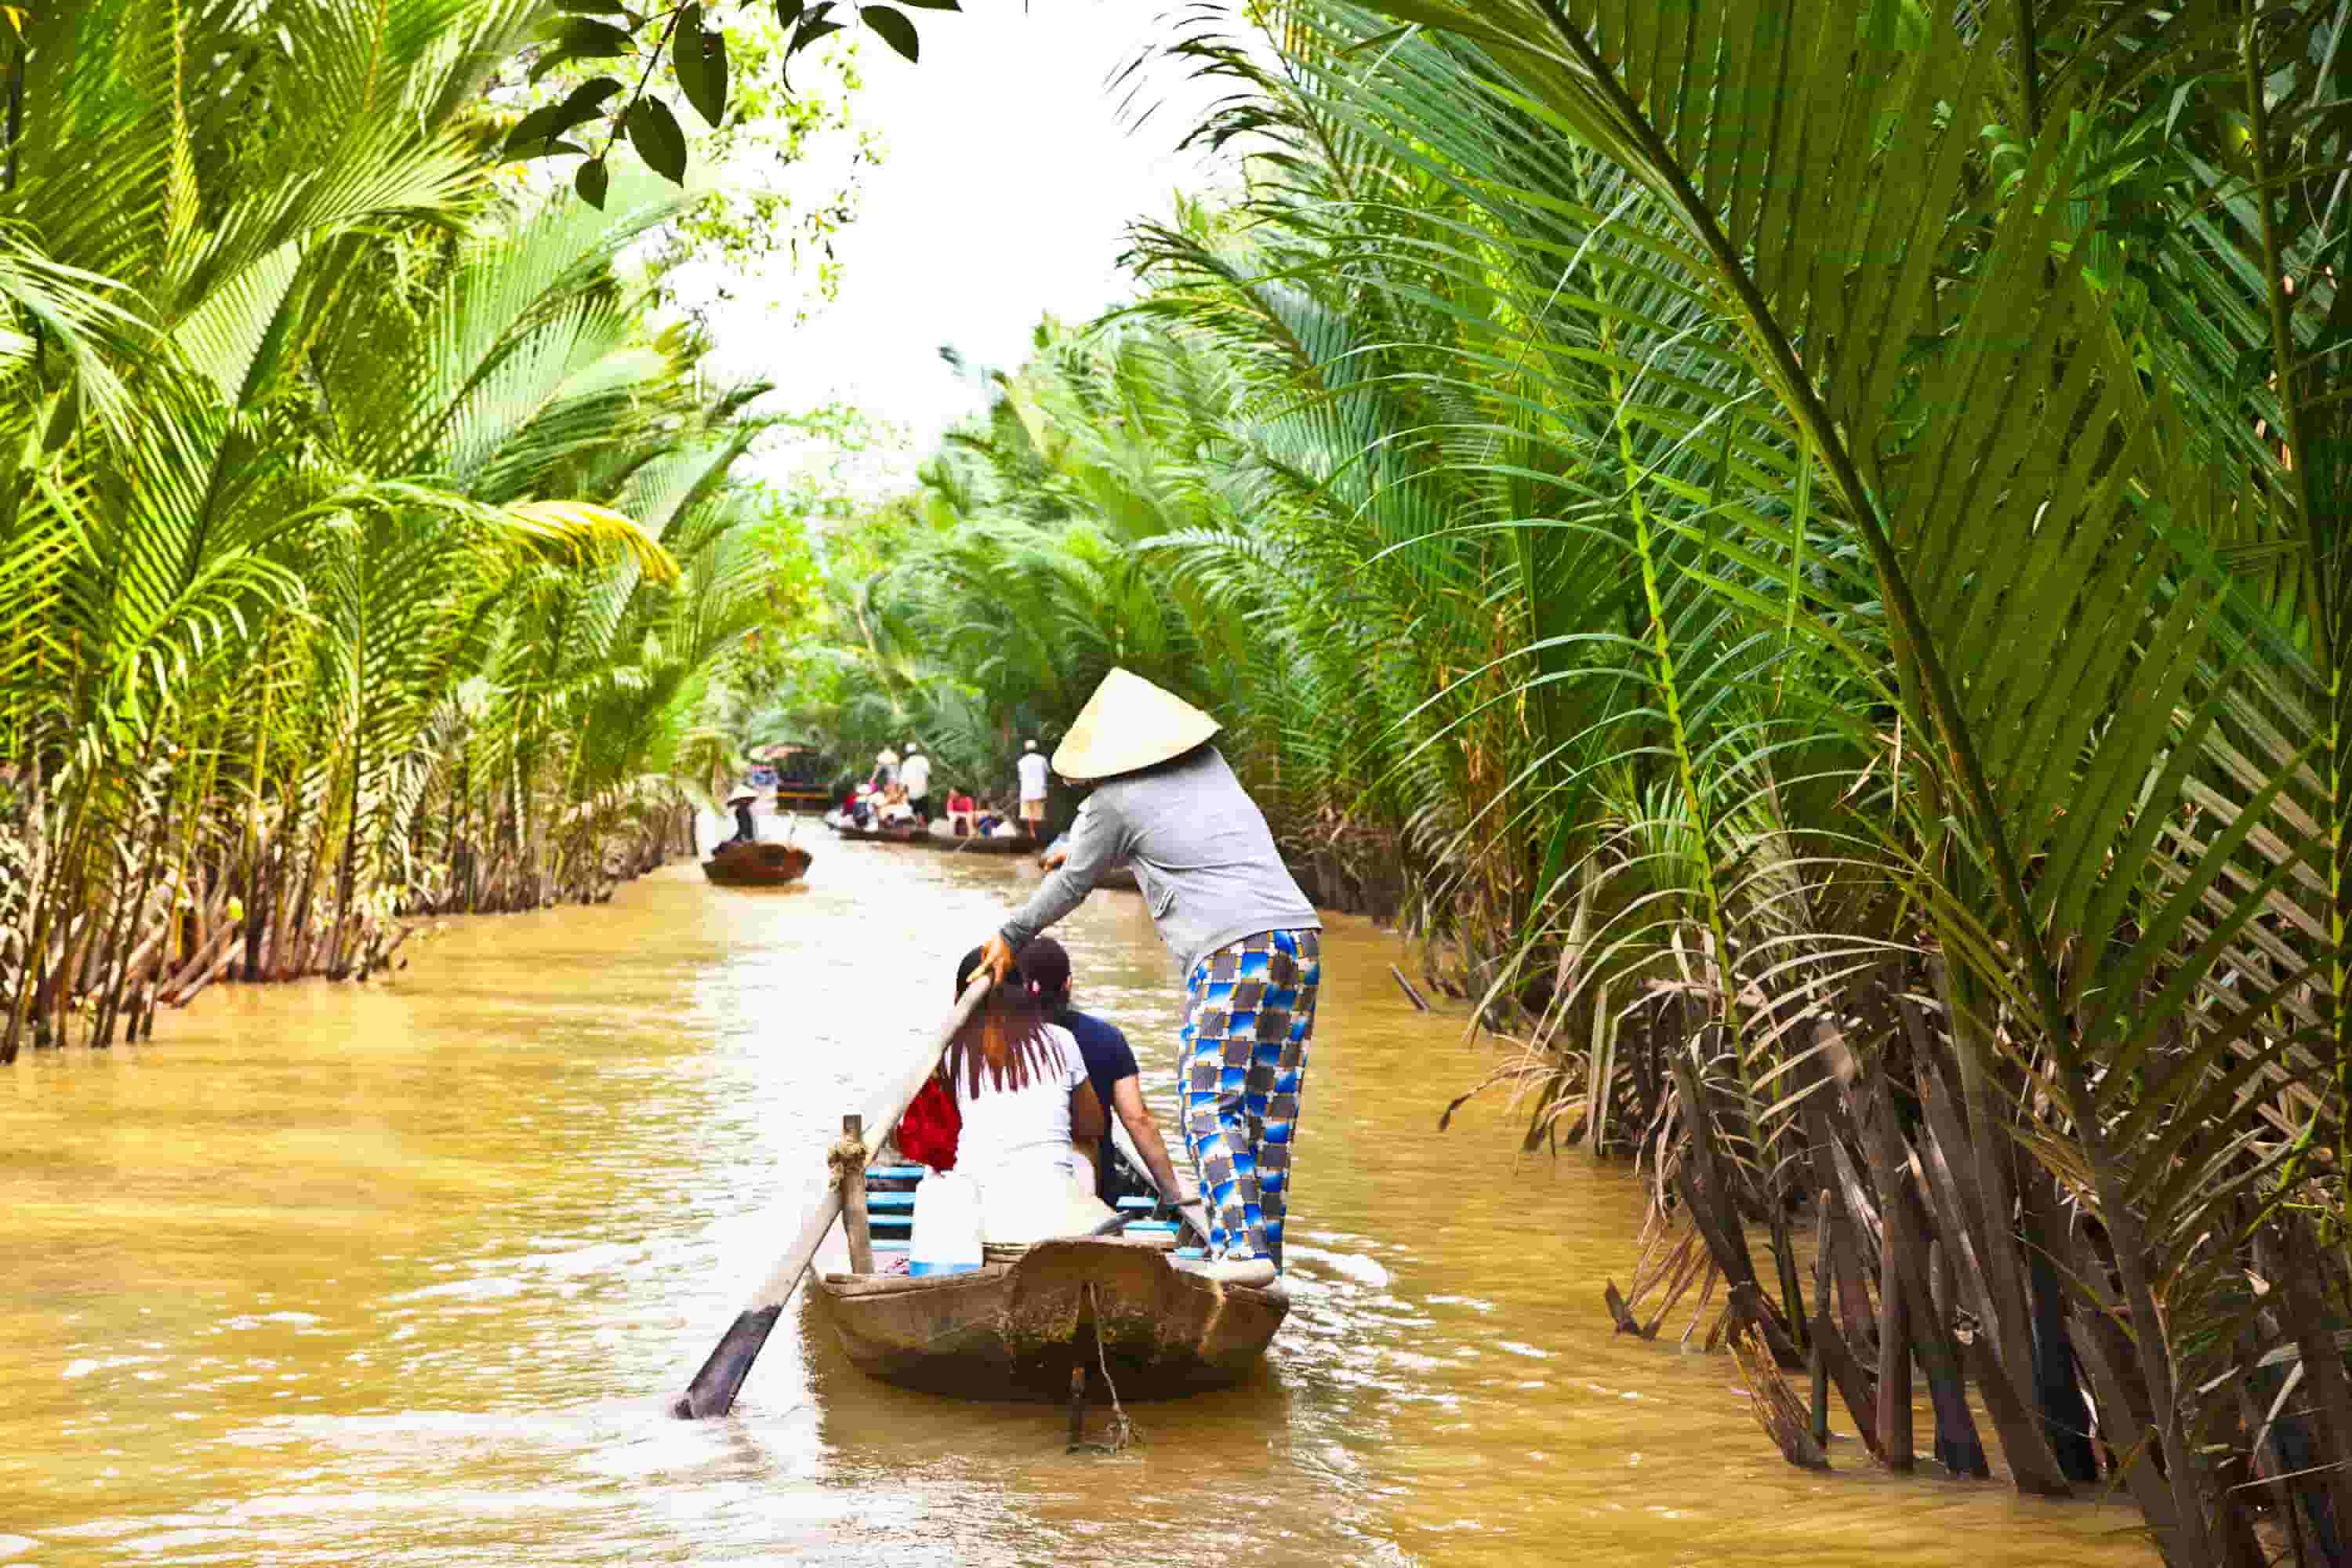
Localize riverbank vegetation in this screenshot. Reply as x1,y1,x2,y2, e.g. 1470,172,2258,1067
13,0,2352,1555
0,0,836,1058
782,3,2352,1560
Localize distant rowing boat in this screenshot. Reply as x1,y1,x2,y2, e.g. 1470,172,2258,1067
826,814,1036,855
826,817,931,844
825,815,1139,889
925,833,1036,856
701,840,811,886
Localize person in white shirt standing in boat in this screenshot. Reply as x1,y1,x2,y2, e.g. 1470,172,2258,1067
1014,739,1050,840
975,670,1322,1288
899,741,932,826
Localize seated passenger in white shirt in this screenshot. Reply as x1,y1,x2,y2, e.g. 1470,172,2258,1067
942,946,1114,1244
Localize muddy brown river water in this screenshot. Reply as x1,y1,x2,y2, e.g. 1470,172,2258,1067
2,841,2157,1566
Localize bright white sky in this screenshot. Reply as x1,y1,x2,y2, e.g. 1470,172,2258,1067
688,2,1235,491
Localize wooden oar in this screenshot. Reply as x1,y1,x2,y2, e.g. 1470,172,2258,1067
670,974,994,1419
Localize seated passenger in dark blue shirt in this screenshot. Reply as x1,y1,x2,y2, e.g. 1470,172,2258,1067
1014,936,1183,1206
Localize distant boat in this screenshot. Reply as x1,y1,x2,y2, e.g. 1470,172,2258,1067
749,739,836,814
826,815,932,844
828,814,1041,854
924,831,1036,857
701,840,812,886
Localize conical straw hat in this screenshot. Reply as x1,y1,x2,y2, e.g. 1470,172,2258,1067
1051,668,1220,782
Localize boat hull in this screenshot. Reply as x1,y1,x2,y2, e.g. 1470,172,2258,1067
814,1236,1284,1402
771,787,834,815
700,842,811,885
923,833,1036,856
829,818,1039,855
826,819,931,844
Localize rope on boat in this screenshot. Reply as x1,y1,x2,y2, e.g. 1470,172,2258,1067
826,1133,867,1188
1086,1282,1139,1454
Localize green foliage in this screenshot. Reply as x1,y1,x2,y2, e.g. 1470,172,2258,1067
626,94,690,181
0,0,814,1055
775,2,2352,1555
504,0,953,191
488,0,877,306
672,5,731,127
1204,1,2347,1555
858,5,917,62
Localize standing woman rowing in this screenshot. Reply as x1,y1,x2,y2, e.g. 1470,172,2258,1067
975,670,1320,1287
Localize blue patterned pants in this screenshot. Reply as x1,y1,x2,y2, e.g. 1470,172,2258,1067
1178,929,1321,1266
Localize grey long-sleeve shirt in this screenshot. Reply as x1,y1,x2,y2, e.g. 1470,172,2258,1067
998,746,1319,979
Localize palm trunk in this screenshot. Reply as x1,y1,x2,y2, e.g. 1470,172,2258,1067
329,753,361,978
7,764,96,1054
95,721,181,1046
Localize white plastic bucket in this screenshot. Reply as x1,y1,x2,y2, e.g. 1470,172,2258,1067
908,1171,983,1276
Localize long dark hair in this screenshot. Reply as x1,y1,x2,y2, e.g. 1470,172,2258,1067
942,946,1064,1097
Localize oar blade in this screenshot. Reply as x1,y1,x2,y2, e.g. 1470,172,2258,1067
672,1304,786,1419
667,975,995,1420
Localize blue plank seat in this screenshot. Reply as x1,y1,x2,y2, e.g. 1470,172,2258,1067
1117,1197,1185,1240
860,1168,1183,1253
863,1165,927,1254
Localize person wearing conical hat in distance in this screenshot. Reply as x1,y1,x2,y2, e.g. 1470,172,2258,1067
1014,739,1050,839
975,669,1320,1288
869,747,899,792
719,786,760,850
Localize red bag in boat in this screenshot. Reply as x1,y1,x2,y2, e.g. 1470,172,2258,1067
896,1074,960,1171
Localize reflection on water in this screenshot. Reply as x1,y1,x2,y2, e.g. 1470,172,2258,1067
3,843,2154,1565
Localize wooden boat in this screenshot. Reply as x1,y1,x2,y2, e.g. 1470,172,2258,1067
827,814,1036,855
922,832,1036,856
813,1235,1287,1402
701,840,812,885
828,818,931,844
747,740,835,815
771,785,834,814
